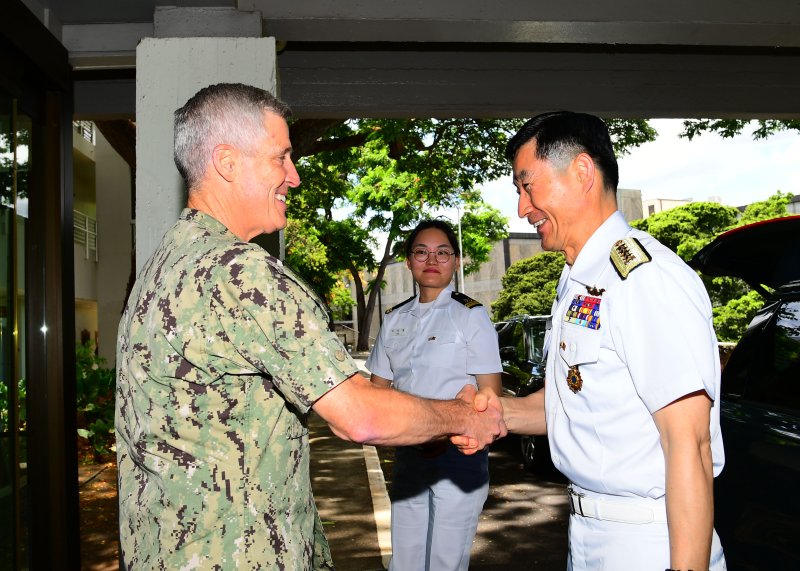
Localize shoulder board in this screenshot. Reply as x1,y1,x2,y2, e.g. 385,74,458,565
610,237,652,280
451,291,482,308
385,295,415,315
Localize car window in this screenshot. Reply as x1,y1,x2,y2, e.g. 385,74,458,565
741,299,800,413
513,322,526,362
496,321,512,349
526,320,546,364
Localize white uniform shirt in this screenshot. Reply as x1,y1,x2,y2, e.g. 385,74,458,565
367,285,502,399
546,211,725,499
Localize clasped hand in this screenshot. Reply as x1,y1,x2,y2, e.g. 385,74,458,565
450,385,506,455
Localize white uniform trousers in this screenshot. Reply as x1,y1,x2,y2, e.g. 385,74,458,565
388,445,489,571
567,485,727,570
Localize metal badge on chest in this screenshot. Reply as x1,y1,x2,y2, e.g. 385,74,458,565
562,284,604,393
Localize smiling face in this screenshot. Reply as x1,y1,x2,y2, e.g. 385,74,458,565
236,111,300,238
512,140,586,264
406,227,460,302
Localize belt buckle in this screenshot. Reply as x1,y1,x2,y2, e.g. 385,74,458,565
567,488,585,516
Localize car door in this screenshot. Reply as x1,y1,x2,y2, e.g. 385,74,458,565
498,320,529,396
714,293,800,570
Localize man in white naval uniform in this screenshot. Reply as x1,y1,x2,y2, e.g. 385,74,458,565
459,111,726,571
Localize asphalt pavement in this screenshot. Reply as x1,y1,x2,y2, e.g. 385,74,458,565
309,355,569,570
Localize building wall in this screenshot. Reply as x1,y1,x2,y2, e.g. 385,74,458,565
95,130,133,364
642,197,692,218
618,188,644,221
788,195,800,215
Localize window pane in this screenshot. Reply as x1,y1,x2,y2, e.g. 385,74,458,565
0,93,30,570
748,300,800,412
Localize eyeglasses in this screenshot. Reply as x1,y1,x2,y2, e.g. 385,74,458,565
411,248,456,263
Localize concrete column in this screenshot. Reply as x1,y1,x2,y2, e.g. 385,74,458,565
135,36,278,273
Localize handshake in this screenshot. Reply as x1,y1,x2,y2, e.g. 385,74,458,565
450,385,507,455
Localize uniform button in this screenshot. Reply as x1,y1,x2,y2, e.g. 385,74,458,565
560,341,566,350
334,349,346,361
570,343,576,352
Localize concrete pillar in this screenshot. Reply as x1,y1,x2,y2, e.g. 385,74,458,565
135,36,278,273
617,188,644,221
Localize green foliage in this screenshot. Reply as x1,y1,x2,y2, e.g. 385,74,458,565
291,118,520,348
0,128,31,203
327,271,356,321
458,197,509,275
288,117,657,348
632,192,793,341
492,252,565,321
630,202,739,260
680,119,800,141
712,290,765,342
738,191,793,226
0,378,26,431
606,119,658,156
285,217,376,299
75,342,116,461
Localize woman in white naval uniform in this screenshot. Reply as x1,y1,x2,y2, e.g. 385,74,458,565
366,220,502,571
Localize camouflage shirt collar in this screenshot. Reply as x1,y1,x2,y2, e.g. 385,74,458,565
181,208,242,241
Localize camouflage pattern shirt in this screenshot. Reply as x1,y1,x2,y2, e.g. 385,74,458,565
116,209,358,570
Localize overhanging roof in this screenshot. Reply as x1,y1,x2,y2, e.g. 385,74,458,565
27,0,800,119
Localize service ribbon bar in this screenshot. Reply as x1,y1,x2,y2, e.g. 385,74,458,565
565,294,602,330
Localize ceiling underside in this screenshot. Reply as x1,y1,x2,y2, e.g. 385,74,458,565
31,0,800,119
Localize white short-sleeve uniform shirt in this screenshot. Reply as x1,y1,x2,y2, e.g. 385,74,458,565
546,211,725,499
366,285,502,399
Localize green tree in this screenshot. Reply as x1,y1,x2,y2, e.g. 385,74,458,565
712,290,764,343
286,117,658,350
632,193,792,341
492,252,565,321
290,118,519,350
630,201,739,261
680,119,800,141
737,190,793,226
0,127,31,204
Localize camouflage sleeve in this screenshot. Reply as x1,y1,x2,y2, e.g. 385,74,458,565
208,246,358,413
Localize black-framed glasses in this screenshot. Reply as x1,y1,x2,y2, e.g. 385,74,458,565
411,248,455,263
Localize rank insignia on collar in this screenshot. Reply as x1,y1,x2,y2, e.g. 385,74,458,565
586,285,605,296
567,365,583,393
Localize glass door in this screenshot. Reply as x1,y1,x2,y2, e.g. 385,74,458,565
0,92,30,570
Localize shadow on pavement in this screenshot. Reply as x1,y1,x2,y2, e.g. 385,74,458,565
471,435,569,569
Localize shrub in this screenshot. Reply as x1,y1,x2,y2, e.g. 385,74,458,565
75,342,115,462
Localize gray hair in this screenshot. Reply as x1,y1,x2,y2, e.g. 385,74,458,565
174,83,292,191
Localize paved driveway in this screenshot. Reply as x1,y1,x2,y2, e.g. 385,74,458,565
311,412,569,570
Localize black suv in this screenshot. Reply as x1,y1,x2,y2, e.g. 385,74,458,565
689,215,800,570
494,314,551,471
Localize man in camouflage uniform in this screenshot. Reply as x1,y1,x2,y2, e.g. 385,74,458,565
116,83,506,570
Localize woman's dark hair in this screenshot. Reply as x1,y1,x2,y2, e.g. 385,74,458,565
404,219,460,258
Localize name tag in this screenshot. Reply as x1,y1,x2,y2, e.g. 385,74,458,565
389,328,407,338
